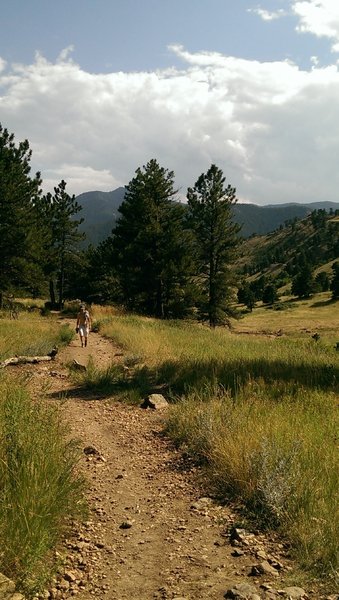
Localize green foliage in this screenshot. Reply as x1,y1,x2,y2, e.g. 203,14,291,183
262,282,279,305
111,159,194,317
292,265,315,298
36,180,85,308
0,378,85,596
330,261,339,299
187,164,241,327
315,271,330,292
0,124,44,296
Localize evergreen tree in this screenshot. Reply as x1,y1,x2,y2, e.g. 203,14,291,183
291,266,315,299
237,282,256,311
69,239,121,304
187,164,241,327
262,283,279,305
315,271,330,292
37,181,84,307
112,159,192,317
0,124,43,300
330,262,339,300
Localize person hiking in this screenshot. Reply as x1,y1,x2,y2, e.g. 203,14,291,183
76,304,91,347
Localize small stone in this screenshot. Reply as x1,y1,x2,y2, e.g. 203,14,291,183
249,560,279,576
224,581,261,599
232,549,245,557
278,586,308,599
140,393,168,410
64,570,78,583
119,520,133,529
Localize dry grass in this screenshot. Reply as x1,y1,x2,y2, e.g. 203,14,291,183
0,312,73,360
91,296,338,585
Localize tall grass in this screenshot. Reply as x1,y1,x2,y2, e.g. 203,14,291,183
93,309,338,395
166,385,338,581
91,302,338,584
0,376,85,596
0,313,73,360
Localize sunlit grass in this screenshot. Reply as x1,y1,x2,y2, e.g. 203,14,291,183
90,298,338,584
166,385,338,582
0,375,86,596
0,313,73,360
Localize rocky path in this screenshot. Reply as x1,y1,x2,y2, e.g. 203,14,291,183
32,324,332,600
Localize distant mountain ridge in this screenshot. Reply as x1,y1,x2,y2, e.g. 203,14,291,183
76,188,339,245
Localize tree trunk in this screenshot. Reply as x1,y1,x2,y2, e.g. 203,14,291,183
49,280,56,307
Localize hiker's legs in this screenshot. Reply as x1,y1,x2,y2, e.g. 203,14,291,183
79,325,85,347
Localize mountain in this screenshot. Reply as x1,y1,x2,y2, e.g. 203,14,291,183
75,188,339,246
76,187,126,245
233,201,339,237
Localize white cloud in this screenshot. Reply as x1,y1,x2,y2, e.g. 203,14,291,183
292,1,339,51
0,47,339,205
248,8,287,21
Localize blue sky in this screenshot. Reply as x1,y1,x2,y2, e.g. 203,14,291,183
1,0,339,204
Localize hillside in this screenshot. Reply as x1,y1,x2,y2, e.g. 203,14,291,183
236,210,339,290
75,188,339,246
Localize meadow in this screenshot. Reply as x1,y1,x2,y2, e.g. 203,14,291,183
0,296,337,591
0,309,84,596
92,294,338,585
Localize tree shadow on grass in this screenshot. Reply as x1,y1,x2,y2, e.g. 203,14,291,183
47,353,338,402
151,355,339,397
310,298,336,308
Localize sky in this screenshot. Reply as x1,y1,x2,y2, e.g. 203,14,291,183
1,0,339,205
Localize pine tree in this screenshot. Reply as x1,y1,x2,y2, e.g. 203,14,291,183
330,262,339,300
187,164,241,327
0,124,43,300
262,283,279,305
112,159,192,317
37,181,84,307
291,265,315,298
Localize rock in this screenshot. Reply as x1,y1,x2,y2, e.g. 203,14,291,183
232,549,245,557
72,359,86,371
119,520,133,529
0,573,16,595
140,393,168,410
83,446,100,456
278,586,308,599
256,550,268,560
63,570,77,583
191,497,214,510
224,581,261,599
230,527,250,545
249,560,279,576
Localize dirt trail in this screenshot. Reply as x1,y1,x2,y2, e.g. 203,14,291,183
30,323,326,600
